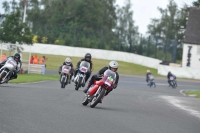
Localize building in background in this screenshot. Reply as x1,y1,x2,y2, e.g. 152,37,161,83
182,8,200,69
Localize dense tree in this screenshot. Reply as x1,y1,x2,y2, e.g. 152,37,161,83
147,0,189,62
0,8,33,44
193,0,200,7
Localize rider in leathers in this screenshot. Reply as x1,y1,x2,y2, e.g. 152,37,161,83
74,53,93,86
83,61,119,97
58,57,74,84
0,53,22,82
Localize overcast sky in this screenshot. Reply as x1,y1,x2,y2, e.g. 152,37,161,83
116,0,195,34
0,0,196,34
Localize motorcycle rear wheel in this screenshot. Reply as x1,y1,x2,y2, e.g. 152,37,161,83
90,88,106,108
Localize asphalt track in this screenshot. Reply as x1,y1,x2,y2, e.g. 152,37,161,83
0,73,200,133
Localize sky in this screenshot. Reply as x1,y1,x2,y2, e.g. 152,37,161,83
116,0,195,34
0,0,196,34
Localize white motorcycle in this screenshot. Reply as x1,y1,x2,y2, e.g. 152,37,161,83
0,57,17,84
74,61,90,90
60,65,71,88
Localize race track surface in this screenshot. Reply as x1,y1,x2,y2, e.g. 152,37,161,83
0,75,200,133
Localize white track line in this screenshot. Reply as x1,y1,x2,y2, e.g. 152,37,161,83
180,90,186,96
17,81,47,85
161,96,200,119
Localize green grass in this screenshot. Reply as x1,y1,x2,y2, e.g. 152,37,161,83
2,50,159,76
9,74,59,83
184,91,200,98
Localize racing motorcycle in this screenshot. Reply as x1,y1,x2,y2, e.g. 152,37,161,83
60,65,71,88
0,57,17,84
169,76,177,88
82,69,116,108
74,61,90,90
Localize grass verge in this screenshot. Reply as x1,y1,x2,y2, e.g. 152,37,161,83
184,90,200,98
9,74,59,83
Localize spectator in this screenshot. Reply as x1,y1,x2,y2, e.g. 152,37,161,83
30,56,34,64
0,53,7,62
33,54,39,64
40,56,47,67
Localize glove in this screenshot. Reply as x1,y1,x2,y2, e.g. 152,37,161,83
58,71,61,74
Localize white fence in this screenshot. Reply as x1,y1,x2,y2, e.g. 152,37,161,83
22,43,162,69
158,65,200,79
1,43,200,79
22,63,45,74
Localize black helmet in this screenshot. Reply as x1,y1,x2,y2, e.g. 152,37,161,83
14,53,20,62
85,53,91,61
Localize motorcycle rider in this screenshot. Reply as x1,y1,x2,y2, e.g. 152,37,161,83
83,61,119,97
0,53,22,82
146,70,154,86
167,71,176,86
58,57,74,84
73,53,93,86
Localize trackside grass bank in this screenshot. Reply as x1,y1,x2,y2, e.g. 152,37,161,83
9,74,59,83
21,53,159,76
184,91,200,98
2,50,158,76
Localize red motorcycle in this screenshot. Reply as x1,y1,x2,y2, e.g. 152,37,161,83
82,70,116,108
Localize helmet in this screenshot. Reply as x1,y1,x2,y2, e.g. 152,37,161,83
65,57,72,65
85,53,91,61
168,71,172,75
147,70,151,73
109,61,118,71
14,53,20,62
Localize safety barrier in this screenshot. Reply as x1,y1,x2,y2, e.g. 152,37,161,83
29,64,45,74
158,64,200,79
22,63,45,74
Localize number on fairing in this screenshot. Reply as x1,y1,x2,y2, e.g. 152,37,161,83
81,67,87,72
8,60,16,66
63,69,69,73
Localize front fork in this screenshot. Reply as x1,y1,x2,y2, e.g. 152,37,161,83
0,70,10,83
90,87,107,101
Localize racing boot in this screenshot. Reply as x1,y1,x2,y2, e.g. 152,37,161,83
83,83,91,93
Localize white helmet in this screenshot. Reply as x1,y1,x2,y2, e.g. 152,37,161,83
109,61,118,71
65,57,72,65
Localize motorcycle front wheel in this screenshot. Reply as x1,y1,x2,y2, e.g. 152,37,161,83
61,76,66,88
75,77,83,90
82,94,89,106
0,70,7,83
90,88,106,108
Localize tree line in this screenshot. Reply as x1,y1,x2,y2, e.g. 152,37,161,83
0,0,200,62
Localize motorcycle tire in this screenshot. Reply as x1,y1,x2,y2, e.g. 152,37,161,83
171,81,176,88
61,76,66,88
90,88,106,108
75,77,83,90
0,71,7,82
82,95,89,106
